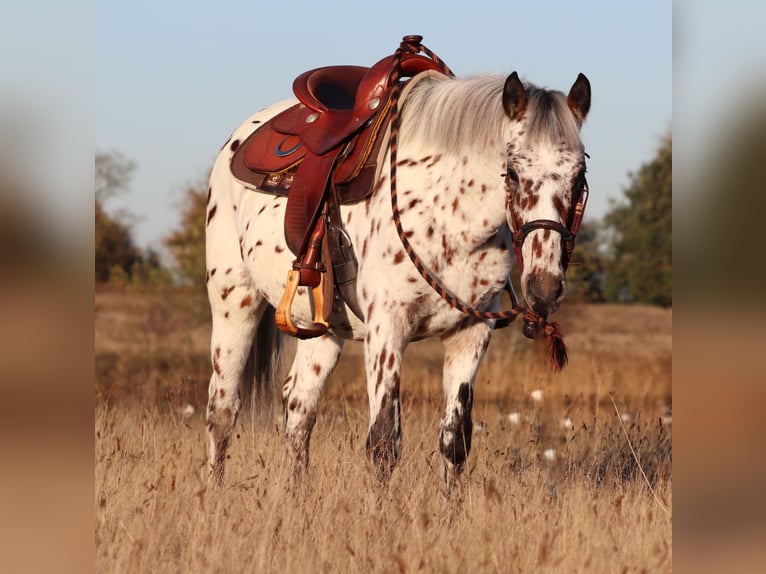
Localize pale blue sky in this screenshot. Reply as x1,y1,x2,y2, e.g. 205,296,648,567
93,0,672,252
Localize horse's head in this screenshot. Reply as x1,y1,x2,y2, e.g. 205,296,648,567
502,72,591,319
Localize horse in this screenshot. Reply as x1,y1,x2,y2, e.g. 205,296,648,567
203,57,591,489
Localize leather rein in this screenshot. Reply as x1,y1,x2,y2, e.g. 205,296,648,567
386,36,587,371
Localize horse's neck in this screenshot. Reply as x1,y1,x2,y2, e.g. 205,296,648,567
407,148,508,250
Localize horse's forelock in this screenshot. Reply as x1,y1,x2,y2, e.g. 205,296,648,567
524,88,583,153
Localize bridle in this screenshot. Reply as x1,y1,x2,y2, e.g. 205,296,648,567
507,167,589,275
384,36,587,371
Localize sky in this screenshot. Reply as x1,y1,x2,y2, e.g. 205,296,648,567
93,0,672,253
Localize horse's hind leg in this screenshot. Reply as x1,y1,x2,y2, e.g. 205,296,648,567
205,273,264,486
439,319,493,492
282,334,343,474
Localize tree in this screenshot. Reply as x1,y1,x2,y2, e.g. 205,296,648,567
164,181,208,287
566,220,606,303
603,133,672,306
96,150,135,202
95,151,144,283
95,199,142,282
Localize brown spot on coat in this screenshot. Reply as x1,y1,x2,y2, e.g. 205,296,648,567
553,195,567,220
221,286,235,300
207,204,218,225
441,235,453,263
393,252,405,264
425,154,442,168
378,347,387,372
240,294,252,308
312,363,321,375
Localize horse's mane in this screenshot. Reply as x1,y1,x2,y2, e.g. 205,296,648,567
399,74,582,155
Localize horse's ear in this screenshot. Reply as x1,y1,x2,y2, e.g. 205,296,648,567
503,72,527,121
567,73,591,123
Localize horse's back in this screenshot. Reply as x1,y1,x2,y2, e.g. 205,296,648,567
207,98,369,340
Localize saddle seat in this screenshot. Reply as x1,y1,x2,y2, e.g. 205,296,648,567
228,36,447,338
294,65,368,112
281,52,437,156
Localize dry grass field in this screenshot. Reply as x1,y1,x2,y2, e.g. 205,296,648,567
95,289,671,573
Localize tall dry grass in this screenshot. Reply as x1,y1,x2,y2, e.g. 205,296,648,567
95,290,671,573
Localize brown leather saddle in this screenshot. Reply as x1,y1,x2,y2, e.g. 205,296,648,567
230,36,446,338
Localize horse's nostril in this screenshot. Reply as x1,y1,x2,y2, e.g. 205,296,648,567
525,273,565,316
531,298,548,317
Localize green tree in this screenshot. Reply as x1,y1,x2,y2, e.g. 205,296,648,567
603,133,672,306
566,220,606,303
164,181,208,287
95,151,143,283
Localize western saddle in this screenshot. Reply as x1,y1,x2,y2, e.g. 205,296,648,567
230,36,448,338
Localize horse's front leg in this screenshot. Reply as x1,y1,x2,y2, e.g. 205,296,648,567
282,334,343,475
364,310,408,484
439,319,493,492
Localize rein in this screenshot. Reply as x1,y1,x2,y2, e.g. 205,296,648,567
386,36,574,371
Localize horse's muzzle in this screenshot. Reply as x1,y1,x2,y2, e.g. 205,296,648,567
524,271,565,318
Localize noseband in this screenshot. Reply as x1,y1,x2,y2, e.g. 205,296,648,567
508,174,589,274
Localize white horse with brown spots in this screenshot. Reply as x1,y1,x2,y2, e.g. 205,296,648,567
204,68,590,488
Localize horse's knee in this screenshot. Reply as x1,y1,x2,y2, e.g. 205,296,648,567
439,382,473,471
366,390,402,483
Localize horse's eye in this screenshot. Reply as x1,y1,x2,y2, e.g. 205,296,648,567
506,167,519,185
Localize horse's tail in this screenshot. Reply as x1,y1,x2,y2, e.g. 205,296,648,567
242,305,287,428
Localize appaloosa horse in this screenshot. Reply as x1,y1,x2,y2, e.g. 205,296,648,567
203,46,590,489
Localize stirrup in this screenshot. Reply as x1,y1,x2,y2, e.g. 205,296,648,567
275,269,329,338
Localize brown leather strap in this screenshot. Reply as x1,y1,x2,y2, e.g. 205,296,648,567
326,186,364,321
284,149,342,256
